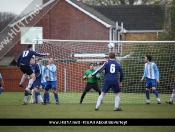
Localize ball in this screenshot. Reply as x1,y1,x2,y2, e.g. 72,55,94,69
108,43,114,49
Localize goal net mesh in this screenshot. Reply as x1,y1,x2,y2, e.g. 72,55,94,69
32,40,175,104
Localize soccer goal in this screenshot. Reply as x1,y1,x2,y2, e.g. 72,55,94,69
32,39,175,104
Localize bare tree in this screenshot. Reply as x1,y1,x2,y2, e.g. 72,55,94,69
0,12,17,32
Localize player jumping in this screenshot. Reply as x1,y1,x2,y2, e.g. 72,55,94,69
17,44,49,93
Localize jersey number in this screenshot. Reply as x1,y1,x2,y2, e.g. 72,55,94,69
23,51,29,57
110,64,115,73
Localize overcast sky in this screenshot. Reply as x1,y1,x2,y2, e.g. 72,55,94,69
0,0,43,15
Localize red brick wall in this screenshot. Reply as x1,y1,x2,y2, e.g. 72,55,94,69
0,67,28,92
0,62,90,92
47,0,109,40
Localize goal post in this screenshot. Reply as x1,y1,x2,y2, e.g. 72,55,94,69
32,39,175,104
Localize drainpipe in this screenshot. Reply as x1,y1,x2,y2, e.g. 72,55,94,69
117,22,123,55
157,31,159,39
114,22,119,53
109,26,113,41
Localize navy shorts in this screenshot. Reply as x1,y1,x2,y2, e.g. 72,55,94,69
41,82,47,89
32,78,41,89
45,81,57,91
20,65,33,76
102,81,120,93
146,78,156,88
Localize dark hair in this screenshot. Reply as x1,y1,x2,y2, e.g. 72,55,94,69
89,63,94,67
109,52,115,59
38,58,42,61
146,55,152,61
31,57,35,59
27,44,32,49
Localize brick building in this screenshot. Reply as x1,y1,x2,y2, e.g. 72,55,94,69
0,0,165,92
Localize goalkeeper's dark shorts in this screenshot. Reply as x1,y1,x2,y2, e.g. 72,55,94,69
84,83,101,93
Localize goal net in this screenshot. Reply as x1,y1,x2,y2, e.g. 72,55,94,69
31,40,175,104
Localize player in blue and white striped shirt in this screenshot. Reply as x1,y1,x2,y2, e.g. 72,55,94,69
40,62,50,103
44,58,59,104
0,73,4,94
141,55,161,104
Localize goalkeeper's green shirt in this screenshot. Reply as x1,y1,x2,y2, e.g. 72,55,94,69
84,69,101,83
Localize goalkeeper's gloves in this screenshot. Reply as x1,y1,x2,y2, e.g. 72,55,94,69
83,76,87,80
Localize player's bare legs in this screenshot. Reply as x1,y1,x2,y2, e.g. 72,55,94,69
25,73,36,91
114,93,122,111
95,92,105,110
19,74,27,87
166,89,175,104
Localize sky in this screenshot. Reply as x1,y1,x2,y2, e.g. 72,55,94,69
0,0,43,15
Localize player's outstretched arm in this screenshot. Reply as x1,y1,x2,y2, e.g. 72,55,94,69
32,51,50,57
83,70,88,80
91,61,107,77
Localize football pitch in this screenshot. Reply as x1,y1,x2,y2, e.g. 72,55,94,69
0,92,175,132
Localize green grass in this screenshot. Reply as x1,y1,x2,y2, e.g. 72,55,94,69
0,92,175,132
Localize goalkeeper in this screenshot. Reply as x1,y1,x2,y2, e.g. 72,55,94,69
79,63,102,104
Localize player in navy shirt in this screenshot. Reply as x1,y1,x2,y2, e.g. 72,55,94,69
17,44,49,92
22,57,45,105
88,52,124,111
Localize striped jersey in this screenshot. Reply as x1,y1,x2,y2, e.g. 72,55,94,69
142,62,159,80
40,65,46,83
45,64,57,81
91,60,124,82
